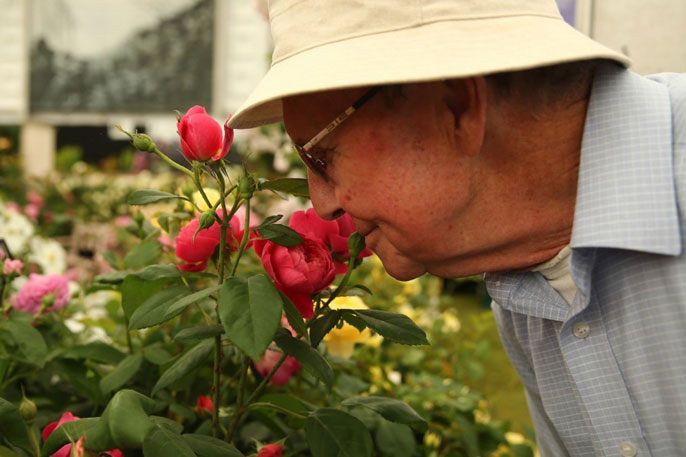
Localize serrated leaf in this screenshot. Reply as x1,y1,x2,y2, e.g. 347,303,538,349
218,275,282,360
345,309,428,345
173,325,224,342
152,339,214,396
124,239,162,269
182,434,245,457
309,310,342,347
375,421,416,457
259,178,310,198
257,224,303,246
306,408,372,457
128,190,187,205
99,353,144,394
1,320,47,367
341,396,427,431
132,264,182,281
274,330,333,388
129,286,192,330
279,292,308,339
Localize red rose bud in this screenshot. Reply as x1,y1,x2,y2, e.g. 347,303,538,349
178,106,233,162
257,443,284,457
255,349,302,386
196,394,213,415
254,237,336,319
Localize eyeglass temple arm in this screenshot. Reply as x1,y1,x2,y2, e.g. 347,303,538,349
302,86,381,152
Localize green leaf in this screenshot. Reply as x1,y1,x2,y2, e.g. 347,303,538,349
132,264,182,281
101,250,119,269
273,330,333,388
129,286,192,330
374,422,416,457
218,275,282,360
143,345,175,365
51,359,103,404
305,409,372,457
257,224,303,247
1,320,48,367
128,190,187,205
149,416,184,434
131,285,221,330
341,396,427,431
259,178,310,198
125,238,162,269
309,310,343,347
143,424,196,457
182,434,245,457
40,418,98,457
120,276,166,320
173,325,224,342
0,398,31,455
152,339,214,396
254,215,283,230
345,309,428,345
279,292,308,339
258,393,313,415
99,353,144,394
61,342,126,365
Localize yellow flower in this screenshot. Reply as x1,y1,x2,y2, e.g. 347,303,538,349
185,188,222,211
505,432,525,445
424,432,441,448
324,296,382,357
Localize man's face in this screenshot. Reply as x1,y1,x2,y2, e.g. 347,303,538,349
282,83,483,280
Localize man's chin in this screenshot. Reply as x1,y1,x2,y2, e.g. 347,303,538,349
376,253,426,281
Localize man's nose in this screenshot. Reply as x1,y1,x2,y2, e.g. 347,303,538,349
307,171,344,220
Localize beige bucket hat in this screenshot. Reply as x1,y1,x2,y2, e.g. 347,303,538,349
228,0,630,129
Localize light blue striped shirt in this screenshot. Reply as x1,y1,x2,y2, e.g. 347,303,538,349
485,63,686,457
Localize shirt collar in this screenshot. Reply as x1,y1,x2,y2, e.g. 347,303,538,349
570,63,681,256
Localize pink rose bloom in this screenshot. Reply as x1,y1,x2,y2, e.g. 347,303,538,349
174,209,253,272
254,237,336,319
290,209,372,274
24,203,40,221
3,259,23,275
26,191,44,207
257,443,284,457
178,106,233,162
255,349,302,386
12,273,70,315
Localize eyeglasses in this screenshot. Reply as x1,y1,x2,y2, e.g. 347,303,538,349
293,86,381,181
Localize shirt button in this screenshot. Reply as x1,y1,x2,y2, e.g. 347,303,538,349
619,441,637,456
572,322,590,339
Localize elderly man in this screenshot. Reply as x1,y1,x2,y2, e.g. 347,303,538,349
228,1,686,455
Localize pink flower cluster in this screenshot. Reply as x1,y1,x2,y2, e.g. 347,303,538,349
12,273,69,315
254,209,372,319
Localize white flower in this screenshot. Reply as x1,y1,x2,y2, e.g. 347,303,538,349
28,237,67,274
0,209,34,254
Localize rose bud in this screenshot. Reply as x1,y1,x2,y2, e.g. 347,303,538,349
177,106,233,162
257,443,284,457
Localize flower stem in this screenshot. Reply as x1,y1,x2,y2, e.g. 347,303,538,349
153,146,194,178
247,402,308,420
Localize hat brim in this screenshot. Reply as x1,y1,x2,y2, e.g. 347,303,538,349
228,15,629,129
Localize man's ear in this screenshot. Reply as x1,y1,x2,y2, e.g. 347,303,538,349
444,77,487,156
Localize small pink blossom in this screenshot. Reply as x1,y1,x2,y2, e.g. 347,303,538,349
114,215,133,228
24,204,40,220
12,273,70,315
3,258,23,275
5,201,20,212
26,191,44,207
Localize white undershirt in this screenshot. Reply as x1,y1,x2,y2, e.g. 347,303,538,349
531,245,578,306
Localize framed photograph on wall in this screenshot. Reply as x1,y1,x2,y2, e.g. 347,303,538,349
29,0,214,114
